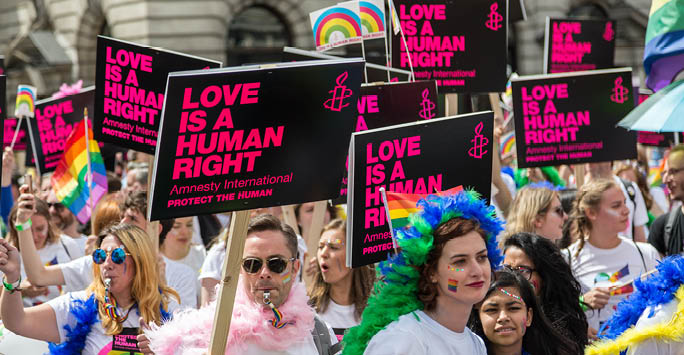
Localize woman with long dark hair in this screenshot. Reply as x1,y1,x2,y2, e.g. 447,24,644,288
470,270,577,355
308,219,375,342
502,232,587,353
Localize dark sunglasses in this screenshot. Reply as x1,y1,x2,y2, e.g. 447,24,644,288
93,247,131,265
242,257,295,274
47,202,64,210
502,264,536,280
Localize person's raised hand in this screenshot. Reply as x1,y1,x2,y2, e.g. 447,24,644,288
2,148,15,187
0,238,21,282
15,185,36,224
583,287,610,310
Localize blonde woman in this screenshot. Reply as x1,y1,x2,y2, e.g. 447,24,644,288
564,179,660,338
503,185,567,243
0,197,178,354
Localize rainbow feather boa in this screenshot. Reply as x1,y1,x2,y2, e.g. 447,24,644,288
586,255,684,355
342,190,504,355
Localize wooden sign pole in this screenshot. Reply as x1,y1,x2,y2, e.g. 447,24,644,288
208,210,251,355
302,200,328,289
445,93,459,116
144,152,159,253
575,164,586,189
281,205,301,236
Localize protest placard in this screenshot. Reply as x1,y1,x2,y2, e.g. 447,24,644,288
94,36,221,154
3,118,27,150
0,76,4,150
543,18,616,74
391,0,507,92
335,80,438,203
511,68,637,168
148,58,364,221
347,112,493,267
27,88,94,175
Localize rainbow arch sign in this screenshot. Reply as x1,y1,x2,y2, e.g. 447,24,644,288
310,2,363,51
360,0,385,39
15,85,36,118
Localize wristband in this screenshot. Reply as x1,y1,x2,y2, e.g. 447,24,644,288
15,218,31,231
579,295,589,311
2,274,22,294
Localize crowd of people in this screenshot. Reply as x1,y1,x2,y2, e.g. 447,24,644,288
0,136,682,355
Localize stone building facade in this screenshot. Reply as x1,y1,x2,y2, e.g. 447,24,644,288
1,0,651,104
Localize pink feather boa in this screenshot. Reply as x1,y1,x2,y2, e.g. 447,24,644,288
51,80,83,99
145,278,315,354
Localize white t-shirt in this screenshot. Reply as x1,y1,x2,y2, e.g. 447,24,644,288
17,236,81,307
650,186,669,214
627,298,684,355
364,310,486,355
564,237,660,330
48,291,179,355
319,300,358,343
172,244,206,275
61,256,198,309
199,241,226,282
62,233,88,254
614,175,649,239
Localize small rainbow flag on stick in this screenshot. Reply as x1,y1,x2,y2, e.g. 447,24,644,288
609,264,630,283
381,186,464,239
14,85,36,118
360,0,385,40
500,131,516,158
310,2,363,51
51,114,108,224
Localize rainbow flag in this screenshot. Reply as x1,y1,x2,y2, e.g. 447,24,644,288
649,157,666,187
389,0,401,35
382,186,463,232
500,131,516,158
644,0,684,91
610,282,634,296
609,264,630,283
15,85,36,118
51,119,108,224
360,0,385,40
310,2,363,51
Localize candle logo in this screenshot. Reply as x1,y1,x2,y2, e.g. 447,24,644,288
324,72,353,112
603,22,614,41
418,88,436,120
468,122,489,159
485,3,503,31
610,77,629,104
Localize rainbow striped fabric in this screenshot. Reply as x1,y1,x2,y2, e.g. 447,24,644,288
382,186,463,232
500,131,516,158
644,0,684,91
51,120,108,224
610,264,630,283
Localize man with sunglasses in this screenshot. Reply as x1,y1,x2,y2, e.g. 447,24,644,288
650,145,684,256
139,214,339,355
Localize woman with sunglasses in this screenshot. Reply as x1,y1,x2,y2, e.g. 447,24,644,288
343,190,503,355
503,184,567,243
469,270,577,355
564,179,660,339
308,219,374,342
4,189,82,307
0,219,179,354
502,232,587,353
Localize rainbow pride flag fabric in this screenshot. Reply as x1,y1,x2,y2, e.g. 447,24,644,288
360,0,385,40
382,186,463,235
644,0,684,91
51,119,108,224
15,85,36,118
310,2,363,51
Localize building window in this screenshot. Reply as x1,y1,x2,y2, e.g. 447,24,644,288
226,6,292,66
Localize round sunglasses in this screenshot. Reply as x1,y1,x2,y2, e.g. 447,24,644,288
242,257,295,274
93,247,131,265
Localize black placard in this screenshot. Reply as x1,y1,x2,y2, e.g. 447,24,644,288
544,18,616,74
512,68,637,168
336,80,438,203
94,36,221,154
3,117,27,150
27,88,95,175
391,0,507,93
148,59,364,221
282,51,410,83
347,112,493,267
0,76,4,150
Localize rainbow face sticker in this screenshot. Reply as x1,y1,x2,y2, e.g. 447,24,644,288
447,279,458,292
447,265,464,272
281,269,291,284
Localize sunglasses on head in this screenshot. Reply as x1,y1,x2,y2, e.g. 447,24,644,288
92,247,131,265
242,257,295,274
